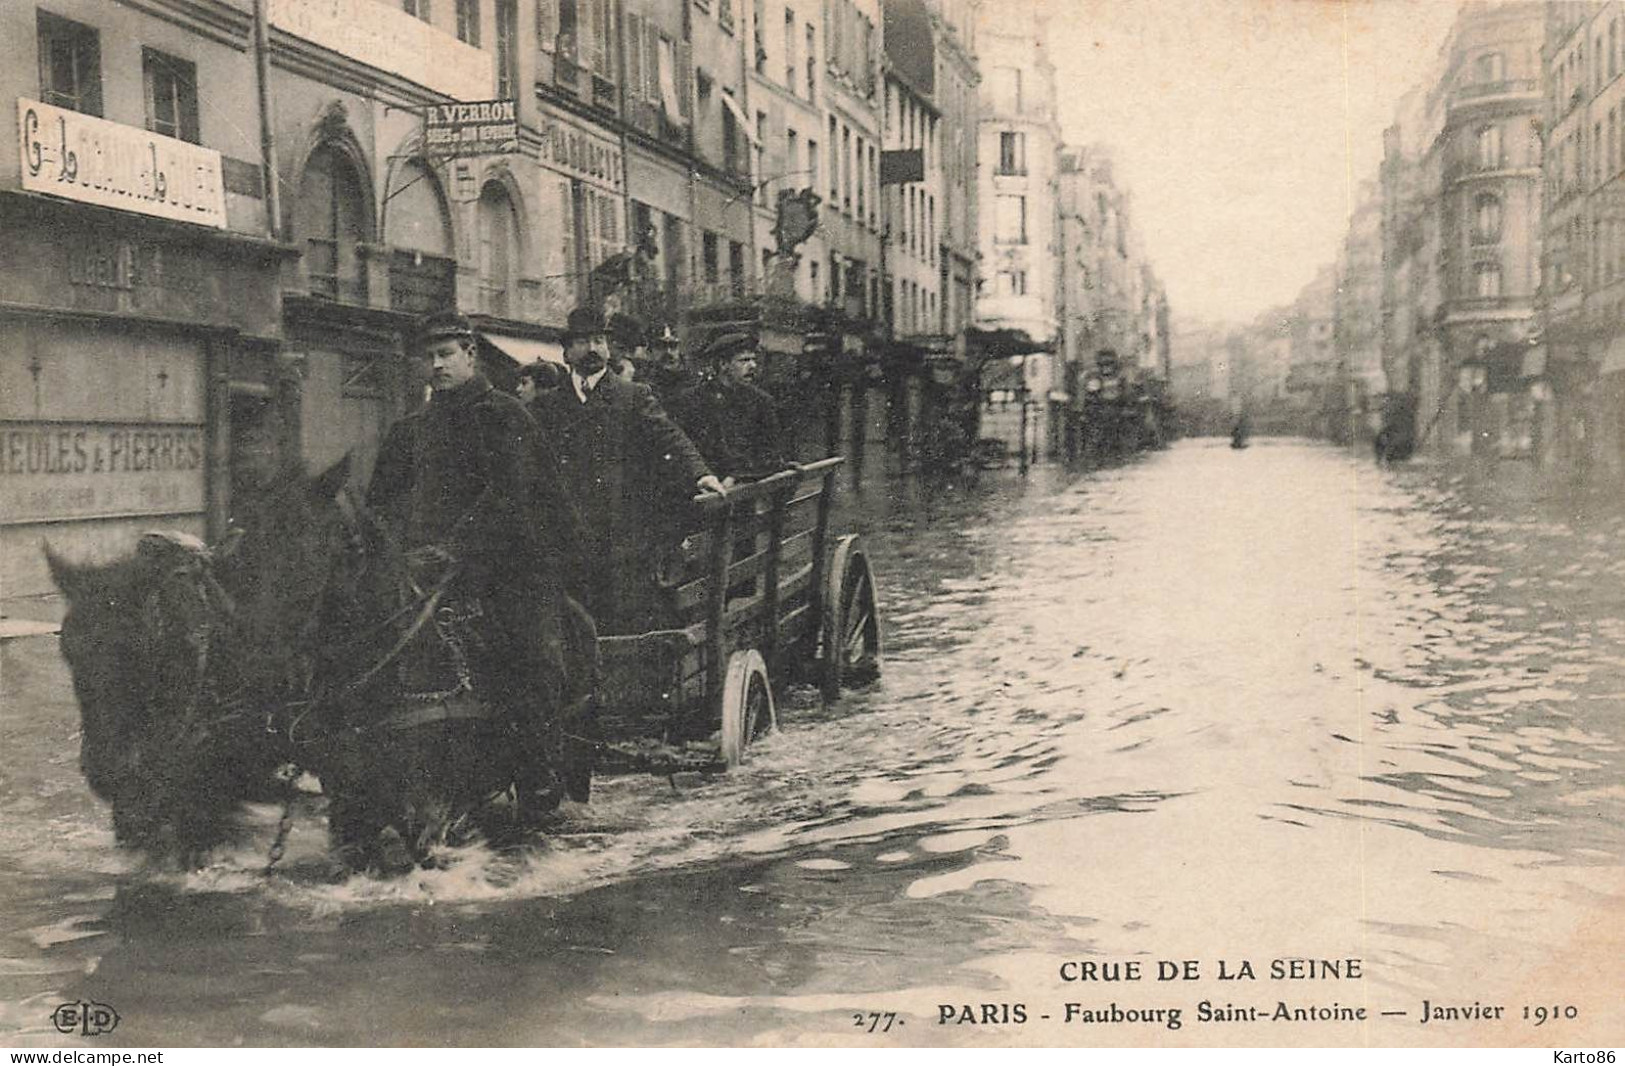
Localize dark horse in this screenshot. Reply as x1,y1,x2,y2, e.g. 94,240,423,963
47,458,597,875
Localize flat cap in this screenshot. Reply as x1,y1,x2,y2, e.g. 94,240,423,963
702,331,758,361
417,309,475,345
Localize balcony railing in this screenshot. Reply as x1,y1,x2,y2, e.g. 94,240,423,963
1452,77,1539,105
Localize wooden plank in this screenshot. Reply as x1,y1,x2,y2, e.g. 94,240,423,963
704,504,733,722
762,484,786,672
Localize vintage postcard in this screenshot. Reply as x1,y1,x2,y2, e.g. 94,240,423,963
1,0,1622,1050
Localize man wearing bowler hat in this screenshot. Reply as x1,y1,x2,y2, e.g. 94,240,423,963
367,310,575,821
668,331,787,484
534,305,724,635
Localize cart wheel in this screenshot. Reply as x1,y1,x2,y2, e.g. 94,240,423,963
821,535,883,702
720,649,777,768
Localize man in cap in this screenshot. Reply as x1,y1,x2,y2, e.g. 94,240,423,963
533,305,724,634
641,323,693,399
607,313,646,383
668,331,787,485
366,310,576,821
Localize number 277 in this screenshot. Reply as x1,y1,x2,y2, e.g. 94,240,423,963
853,1011,899,1033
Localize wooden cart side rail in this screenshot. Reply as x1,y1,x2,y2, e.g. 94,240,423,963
686,456,845,512
669,528,819,617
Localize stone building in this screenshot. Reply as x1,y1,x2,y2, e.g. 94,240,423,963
972,0,1059,458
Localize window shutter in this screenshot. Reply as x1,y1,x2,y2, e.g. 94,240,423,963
678,40,692,119
645,21,659,101
626,13,644,99
179,66,200,143
538,0,557,51
82,29,103,117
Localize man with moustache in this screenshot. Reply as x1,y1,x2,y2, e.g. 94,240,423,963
366,310,573,821
533,305,724,635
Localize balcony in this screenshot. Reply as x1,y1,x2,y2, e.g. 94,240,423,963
1448,77,1539,113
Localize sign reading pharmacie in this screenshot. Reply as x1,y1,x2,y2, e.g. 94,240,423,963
16,98,227,229
0,421,206,526
423,98,519,158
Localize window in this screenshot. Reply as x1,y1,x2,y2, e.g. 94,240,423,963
729,240,745,297
142,48,198,143
809,258,820,301
855,134,865,220
457,0,480,45
1474,51,1504,83
722,100,739,174
841,124,852,211
807,138,820,197
703,231,719,285
806,23,817,97
296,144,370,303
868,143,877,227
1474,260,1502,298
402,0,430,19
785,9,796,89
478,182,520,316
1473,194,1502,243
995,194,1026,243
998,130,1025,174
756,111,767,194
556,0,578,67
496,0,517,98
38,11,101,116
829,115,839,200
787,128,799,184
1476,124,1501,169
999,270,1027,296
991,66,1021,113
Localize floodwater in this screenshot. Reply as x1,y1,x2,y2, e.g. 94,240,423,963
2,438,1623,1047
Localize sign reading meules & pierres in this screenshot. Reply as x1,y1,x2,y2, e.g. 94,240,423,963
17,98,227,229
0,422,206,525
423,99,519,158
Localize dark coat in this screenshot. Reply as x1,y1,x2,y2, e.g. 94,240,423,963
532,371,711,631
668,377,786,481
367,373,573,679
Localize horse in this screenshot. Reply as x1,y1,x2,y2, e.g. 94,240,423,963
49,456,597,875
45,458,354,866
293,467,602,873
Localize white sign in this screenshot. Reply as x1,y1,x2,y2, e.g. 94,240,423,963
270,0,494,103
0,422,206,525
17,100,226,229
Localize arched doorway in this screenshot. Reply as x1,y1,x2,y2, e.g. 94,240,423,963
384,159,456,314
293,143,371,303
477,180,522,317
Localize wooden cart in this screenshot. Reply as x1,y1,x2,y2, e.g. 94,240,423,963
591,456,881,773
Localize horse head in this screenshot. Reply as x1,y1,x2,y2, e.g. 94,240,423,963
43,455,355,862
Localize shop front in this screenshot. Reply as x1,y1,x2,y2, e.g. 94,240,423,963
0,191,284,616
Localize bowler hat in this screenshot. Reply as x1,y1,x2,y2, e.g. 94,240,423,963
417,309,475,347
564,305,607,341
702,331,758,361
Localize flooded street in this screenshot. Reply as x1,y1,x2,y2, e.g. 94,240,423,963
3,438,1624,1047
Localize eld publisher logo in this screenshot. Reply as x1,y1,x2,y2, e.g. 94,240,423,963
51,1001,120,1037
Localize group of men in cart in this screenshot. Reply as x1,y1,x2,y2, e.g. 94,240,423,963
361,305,788,820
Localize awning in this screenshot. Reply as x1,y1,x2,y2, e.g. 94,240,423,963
483,333,566,365
720,90,762,148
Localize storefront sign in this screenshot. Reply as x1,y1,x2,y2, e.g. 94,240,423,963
17,99,226,229
0,209,281,338
0,422,206,525
269,0,493,102
424,99,518,157
539,113,622,190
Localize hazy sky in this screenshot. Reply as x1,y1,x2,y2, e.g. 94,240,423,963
1046,0,1463,327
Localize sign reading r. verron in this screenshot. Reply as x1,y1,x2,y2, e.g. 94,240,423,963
423,99,519,158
